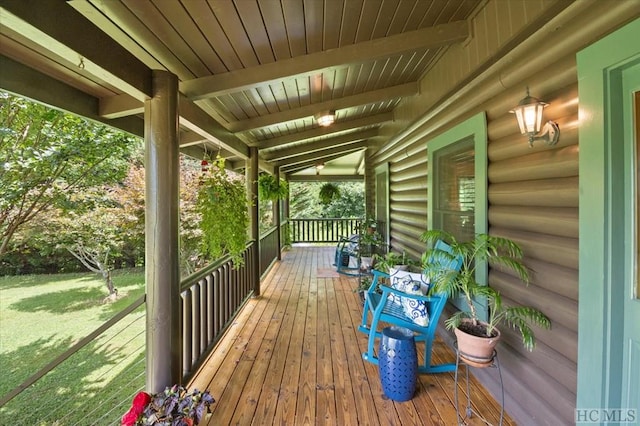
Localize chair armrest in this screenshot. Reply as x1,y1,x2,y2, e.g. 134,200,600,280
377,284,442,303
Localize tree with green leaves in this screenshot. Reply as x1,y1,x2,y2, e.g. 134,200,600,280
289,181,364,219
0,91,138,257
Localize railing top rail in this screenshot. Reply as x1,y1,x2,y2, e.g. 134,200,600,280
180,240,255,292
259,226,278,240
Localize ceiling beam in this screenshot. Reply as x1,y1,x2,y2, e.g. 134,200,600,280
253,112,393,149
0,55,144,137
227,159,275,174
228,83,415,133
261,129,378,161
181,21,469,100
282,150,364,174
179,130,207,147
1,1,151,100
68,0,165,71
178,96,249,159
286,174,364,182
275,141,368,167
100,94,143,119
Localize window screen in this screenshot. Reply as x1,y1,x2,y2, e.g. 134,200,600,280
433,137,475,243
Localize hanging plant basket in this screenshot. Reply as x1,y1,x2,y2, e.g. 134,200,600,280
197,155,249,267
258,174,288,201
318,182,340,204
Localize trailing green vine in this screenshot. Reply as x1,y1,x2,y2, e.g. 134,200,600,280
258,173,288,201
197,155,249,267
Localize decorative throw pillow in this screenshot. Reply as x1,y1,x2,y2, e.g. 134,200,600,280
388,268,430,304
387,268,430,326
399,282,429,327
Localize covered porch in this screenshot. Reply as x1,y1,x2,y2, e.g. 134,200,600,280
188,245,511,425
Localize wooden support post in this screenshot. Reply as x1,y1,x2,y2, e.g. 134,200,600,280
364,148,374,219
274,166,282,261
144,70,181,393
248,146,260,296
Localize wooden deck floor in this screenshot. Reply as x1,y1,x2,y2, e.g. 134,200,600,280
188,246,513,425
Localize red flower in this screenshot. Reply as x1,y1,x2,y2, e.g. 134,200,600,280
122,391,151,426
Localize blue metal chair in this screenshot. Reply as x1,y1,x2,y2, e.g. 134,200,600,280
334,234,361,276
358,240,463,374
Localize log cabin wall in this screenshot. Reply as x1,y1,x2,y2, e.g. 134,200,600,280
372,1,639,424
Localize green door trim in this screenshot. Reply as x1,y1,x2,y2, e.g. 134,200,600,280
576,18,640,413
374,162,390,246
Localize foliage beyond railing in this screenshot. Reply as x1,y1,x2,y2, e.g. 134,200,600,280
179,242,256,381
289,218,362,243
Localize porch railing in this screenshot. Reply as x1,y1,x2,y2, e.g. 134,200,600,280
259,226,279,276
289,217,362,243
180,242,256,381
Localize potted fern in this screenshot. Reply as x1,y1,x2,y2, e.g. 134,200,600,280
258,173,288,201
420,230,551,366
318,182,340,204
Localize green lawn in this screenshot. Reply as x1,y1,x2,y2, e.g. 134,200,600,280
0,269,146,425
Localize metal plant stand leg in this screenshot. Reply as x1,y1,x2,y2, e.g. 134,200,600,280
454,348,504,426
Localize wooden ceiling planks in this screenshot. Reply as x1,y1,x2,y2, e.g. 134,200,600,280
3,0,483,176
116,0,198,79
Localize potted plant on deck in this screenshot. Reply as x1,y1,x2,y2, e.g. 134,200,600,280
420,230,551,366
373,251,415,273
357,228,383,271
122,385,214,425
354,275,372,304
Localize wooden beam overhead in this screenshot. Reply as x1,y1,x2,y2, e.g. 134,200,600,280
179,130,207,147
261,129,378,161
100,93,143,119
1,1,151,100
252,112,393,150
68,0,165,71
178,96,249,159
282,150,364,174
229,83,416,133
0,55,144,137
286,174,364,182
181,21,469,100
275,141,368,167
227,159,275,174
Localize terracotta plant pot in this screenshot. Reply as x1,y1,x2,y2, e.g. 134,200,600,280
454,319,501,367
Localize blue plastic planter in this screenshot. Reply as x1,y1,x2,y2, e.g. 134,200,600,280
378,326,417,401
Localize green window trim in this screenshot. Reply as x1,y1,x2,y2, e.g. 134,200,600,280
427,112,488,317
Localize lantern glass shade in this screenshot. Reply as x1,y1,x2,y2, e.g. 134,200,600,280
512,94,547,136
